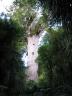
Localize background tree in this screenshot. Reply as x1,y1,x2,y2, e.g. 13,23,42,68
37,27,72,95
35,0,72,95
0,16,26,96
38,0,72,28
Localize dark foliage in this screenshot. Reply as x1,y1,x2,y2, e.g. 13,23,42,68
0,18,26,96
39,0,72,29
37,28,72,96
35,0,72,95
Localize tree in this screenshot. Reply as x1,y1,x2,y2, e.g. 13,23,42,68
9,0,38,32
38,0,72,28
0,17,26,96
37,27,72,95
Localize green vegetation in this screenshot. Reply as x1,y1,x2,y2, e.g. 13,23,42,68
11,0,37,31
0,0,72,96
37,0,72,95
0,17,26,96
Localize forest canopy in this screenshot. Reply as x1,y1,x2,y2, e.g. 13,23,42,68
0,0,72,96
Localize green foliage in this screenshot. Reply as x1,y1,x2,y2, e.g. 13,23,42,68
0,18,26,96
14,0,37,7
11,0,37,33
11,5,36,31
37,27,72,95
4,0,72,95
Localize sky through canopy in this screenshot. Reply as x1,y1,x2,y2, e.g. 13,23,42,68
0,0,14,14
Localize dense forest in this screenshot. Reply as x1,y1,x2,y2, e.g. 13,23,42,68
0,0,72,96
